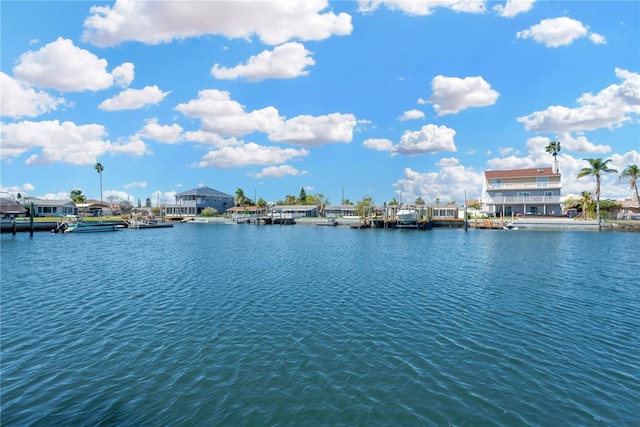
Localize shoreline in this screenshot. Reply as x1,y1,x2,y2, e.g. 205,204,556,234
3,217,640,233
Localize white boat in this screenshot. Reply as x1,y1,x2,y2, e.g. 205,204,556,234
503,221,518,230
64,218,122,233
396,206,419,228
126,219,174,229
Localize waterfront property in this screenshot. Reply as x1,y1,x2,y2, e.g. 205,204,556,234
481,167,562,217
0,197,27,219
22,197,79,217
165,186,235,216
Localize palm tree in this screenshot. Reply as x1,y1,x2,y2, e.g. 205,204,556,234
234,188,245,207
619,164,639,202
94,162,104,215
578,191,594,219
545,140,561,173
577,158,618,223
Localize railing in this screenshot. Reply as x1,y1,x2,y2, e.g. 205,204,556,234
486,196,561,204
487,182,561,190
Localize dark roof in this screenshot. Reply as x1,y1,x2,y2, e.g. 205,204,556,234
485,167,560,179
0,198,28,215
177,186,233,198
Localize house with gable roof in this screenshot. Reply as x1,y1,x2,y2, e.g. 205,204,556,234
481,167,562,217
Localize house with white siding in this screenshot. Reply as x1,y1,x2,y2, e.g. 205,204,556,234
481,167,562,217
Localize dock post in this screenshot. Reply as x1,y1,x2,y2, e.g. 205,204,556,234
29,203,34,237
12,219,17,235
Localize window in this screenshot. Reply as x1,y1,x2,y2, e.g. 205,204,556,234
518,192,530,198
544,191,553,197
536,177,548,188
491,179,502,185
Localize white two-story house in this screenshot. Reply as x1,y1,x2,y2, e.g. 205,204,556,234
481,167,562,217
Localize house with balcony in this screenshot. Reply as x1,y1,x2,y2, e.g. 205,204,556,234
481,167,562,217
165,186,234,216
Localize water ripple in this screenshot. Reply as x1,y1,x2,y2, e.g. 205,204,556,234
2,227,639,425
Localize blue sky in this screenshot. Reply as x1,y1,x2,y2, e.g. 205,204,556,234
1,0,639,207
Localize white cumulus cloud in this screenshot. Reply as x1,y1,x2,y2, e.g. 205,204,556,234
82,0,352,47
517,17,605,48
99,85,170,111
12,37,134,92
394,124,457,156
195,142,309,168
493,0,535,18
428,75,500,116
250,165,308,178
517,68,640,132
1,120,148,165
269,113,357,147
399,109,425,121
358,0,486,15
212,42,315,81
0,72,66,118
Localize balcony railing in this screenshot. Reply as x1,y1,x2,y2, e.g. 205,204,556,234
486,196,561,204
487,182,561,190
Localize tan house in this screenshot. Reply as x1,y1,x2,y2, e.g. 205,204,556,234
481,167,562,217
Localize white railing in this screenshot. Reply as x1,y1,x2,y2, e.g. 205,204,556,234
487,182,561,190
486,196,561,204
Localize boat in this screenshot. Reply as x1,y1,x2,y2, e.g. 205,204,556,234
64,218,122,233
503,221,518,230
396,206,419,228
126,219,174,229
317,218,339,226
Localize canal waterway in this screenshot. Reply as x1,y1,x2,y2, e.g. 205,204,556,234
1,224,639,426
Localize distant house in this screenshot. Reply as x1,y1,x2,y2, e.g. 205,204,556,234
481,167,562,217
270,205,318,218
0,197,28,218
76,199,110,216
324,204,356,217
165,186,234,216
427,204,461,219
22,197,79,217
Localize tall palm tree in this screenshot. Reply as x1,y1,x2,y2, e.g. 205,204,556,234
234,188,245,207
545,140,561,173
94,162,104,215
577,158,617,223
578,191,594,219
619,164,639,202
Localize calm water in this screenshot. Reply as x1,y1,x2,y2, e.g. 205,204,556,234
1,224,639,426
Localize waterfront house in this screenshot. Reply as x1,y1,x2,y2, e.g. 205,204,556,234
76,199,110,216
481,167,562,217
1,197,28,219
270,205,318,218
165,186,234,216
324,205,356,218
22,197,79,217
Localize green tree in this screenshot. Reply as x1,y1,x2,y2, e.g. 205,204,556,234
415,196,425,205
70,188,86,203
545,140,561,161
235,188,246,207
355,195,373,218
577,158,618,223
256,198,268,214
619,164,639,202
94,162,104,214
299,187,307,204
577,191,595,219
435,198,440,205
145,198,152,208
137,198,142,208
201,207,218,217
313,193,329,217
388,198,399,206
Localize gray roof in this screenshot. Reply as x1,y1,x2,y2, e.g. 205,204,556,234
0,198,28,215
177,186,233,198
